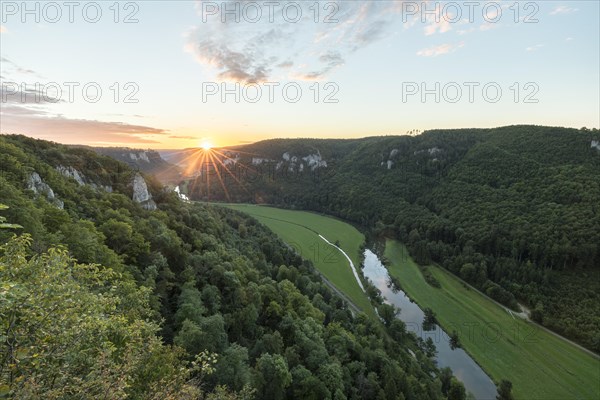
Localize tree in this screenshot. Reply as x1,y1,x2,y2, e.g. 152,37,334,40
531,302,544,323
378,303,398,327
253,353,292,400
0,234,200,399
175,281,206,326
448,378,466,400
460,263,476,282
424,337,437,358
496,380,515,400
0,204,22,230
423,307,437,331
439,367,453,395
215,344,251,391
450,330,461,350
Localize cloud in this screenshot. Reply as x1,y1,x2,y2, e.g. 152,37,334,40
526,44,544,52
0,60,166,146
417,42,465,57
479,22,500,32
0,104,167,144
185,1,397,82
1,57,40,77
293,50,345,80
1,83,63,104
169,135,198,140
550,6,578,15
424,19,452,36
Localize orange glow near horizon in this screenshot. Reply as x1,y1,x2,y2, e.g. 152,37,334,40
200,140,213,151
171,145,259,202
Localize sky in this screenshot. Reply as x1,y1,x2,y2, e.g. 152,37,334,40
1,0,599,148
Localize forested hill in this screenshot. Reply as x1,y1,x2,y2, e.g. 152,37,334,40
184,125,600,352
0,134,456,399
86,145,183,184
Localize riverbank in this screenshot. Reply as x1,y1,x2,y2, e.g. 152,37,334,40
222,204,376,317
384,239,600,400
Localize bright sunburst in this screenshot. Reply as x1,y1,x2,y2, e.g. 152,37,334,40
200,141,213,151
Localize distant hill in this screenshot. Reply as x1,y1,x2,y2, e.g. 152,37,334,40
182,125,600,352
85,146,183,184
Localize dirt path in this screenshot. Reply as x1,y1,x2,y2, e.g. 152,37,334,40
318,234,365,292
447,269,600,360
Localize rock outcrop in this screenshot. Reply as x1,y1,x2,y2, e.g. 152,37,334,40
132,173,157,211
56,165,113,192
56,165,86,186
27,172,64,209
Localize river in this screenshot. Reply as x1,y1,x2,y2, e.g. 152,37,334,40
362,249,497,400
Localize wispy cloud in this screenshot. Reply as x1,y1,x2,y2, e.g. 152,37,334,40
1,67,167,145
526,44,544,52
417,42,465,57
1,57,40,77
424,19,452,36
169,135,198,140
185,1,396,83
0,106,167,144
550,6,579,15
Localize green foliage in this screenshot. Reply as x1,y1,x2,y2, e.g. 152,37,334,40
253,354,292,400
447,378,466,400
0,134,450,399
0,235,200,399
384,239,600,400
423,307,437,331
496,380,514,400
422,267,441,288
449,330,461,350
0,204,22,230
184,126,600,352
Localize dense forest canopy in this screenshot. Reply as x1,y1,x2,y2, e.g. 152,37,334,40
182,126,600,352
0,134,460,399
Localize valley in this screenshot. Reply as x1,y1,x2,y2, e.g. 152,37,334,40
383,240,600,400
223,204,600,400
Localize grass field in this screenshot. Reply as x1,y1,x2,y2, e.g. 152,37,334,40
223,204,374,317
384,239,600,400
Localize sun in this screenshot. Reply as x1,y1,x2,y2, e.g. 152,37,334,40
200,140,213,151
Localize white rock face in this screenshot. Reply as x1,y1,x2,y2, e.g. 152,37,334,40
175,185,190,201
132,173,157,210
27,172,63,209
252,157,270,165
414,147,442,156
223,154,240,166
387,160,394,170
302,153,327,171
390,149,399,158
56,165,86,186
592,140,600,151
129,152,150,162
56,165,112,192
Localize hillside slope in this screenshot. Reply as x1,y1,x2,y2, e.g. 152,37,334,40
181,126,600,352
0,134,453,399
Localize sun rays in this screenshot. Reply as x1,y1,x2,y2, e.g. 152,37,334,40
173,145,259,202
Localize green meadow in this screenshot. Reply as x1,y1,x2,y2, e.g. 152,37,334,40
385,239,600,400
223,204,374,317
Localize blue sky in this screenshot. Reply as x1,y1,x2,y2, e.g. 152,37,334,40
1,0,598,148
